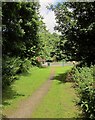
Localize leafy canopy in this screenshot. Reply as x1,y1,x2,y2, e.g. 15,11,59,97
51,2,95,65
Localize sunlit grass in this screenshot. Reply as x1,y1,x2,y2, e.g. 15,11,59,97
3,67,51,115
32,66,81,118
3,66,81,118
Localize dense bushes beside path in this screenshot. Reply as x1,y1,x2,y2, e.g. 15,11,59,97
72,66,95,119
2,57,31,88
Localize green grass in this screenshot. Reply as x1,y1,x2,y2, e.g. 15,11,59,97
3,67,51,115
3,65,82,118
32,66,81,118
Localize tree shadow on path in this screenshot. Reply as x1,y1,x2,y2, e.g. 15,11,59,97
51,70,83,118
51,72,69,84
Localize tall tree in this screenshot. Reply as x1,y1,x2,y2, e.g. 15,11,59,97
2,2,40,87
51,2,95,65
2,2,40,59
38,21,60,61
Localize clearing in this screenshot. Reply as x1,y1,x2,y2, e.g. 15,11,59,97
3,65,81,118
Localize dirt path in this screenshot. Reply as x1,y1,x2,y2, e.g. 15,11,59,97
7,67,55,118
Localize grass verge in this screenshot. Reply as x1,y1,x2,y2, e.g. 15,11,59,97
3,67,51,116
32,66,81,118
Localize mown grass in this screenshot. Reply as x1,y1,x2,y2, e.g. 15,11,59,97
32,66,81,118
3,67,51,116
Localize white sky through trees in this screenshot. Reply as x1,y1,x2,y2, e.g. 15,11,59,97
39,0,63,33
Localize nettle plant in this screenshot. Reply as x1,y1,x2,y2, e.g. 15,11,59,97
72,66,95,119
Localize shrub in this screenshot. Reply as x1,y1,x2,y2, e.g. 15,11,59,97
16,58,31,74
2,57,20,88
2,57,31,88
72,66,95,119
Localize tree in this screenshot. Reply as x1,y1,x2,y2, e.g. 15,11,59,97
2,2,40,59
51,2,95,65
2,2,40,87
38,21,60,61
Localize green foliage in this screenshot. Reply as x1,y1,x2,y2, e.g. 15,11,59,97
2,57,20,88
16,58,31,74
2,2,40,88
72,66,95,119
51,2,95,65
2,57,31,88
54,37,68,61
38,20,60,60
2,2,60,89
2,2,40,58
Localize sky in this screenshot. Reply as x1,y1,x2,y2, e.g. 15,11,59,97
39,0,64,33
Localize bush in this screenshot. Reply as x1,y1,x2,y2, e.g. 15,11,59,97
16,58,31,74
2,57,31,88
72,66,95,119
2,57,20,88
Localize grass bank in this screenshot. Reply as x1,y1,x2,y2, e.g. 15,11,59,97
3,67,51,116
